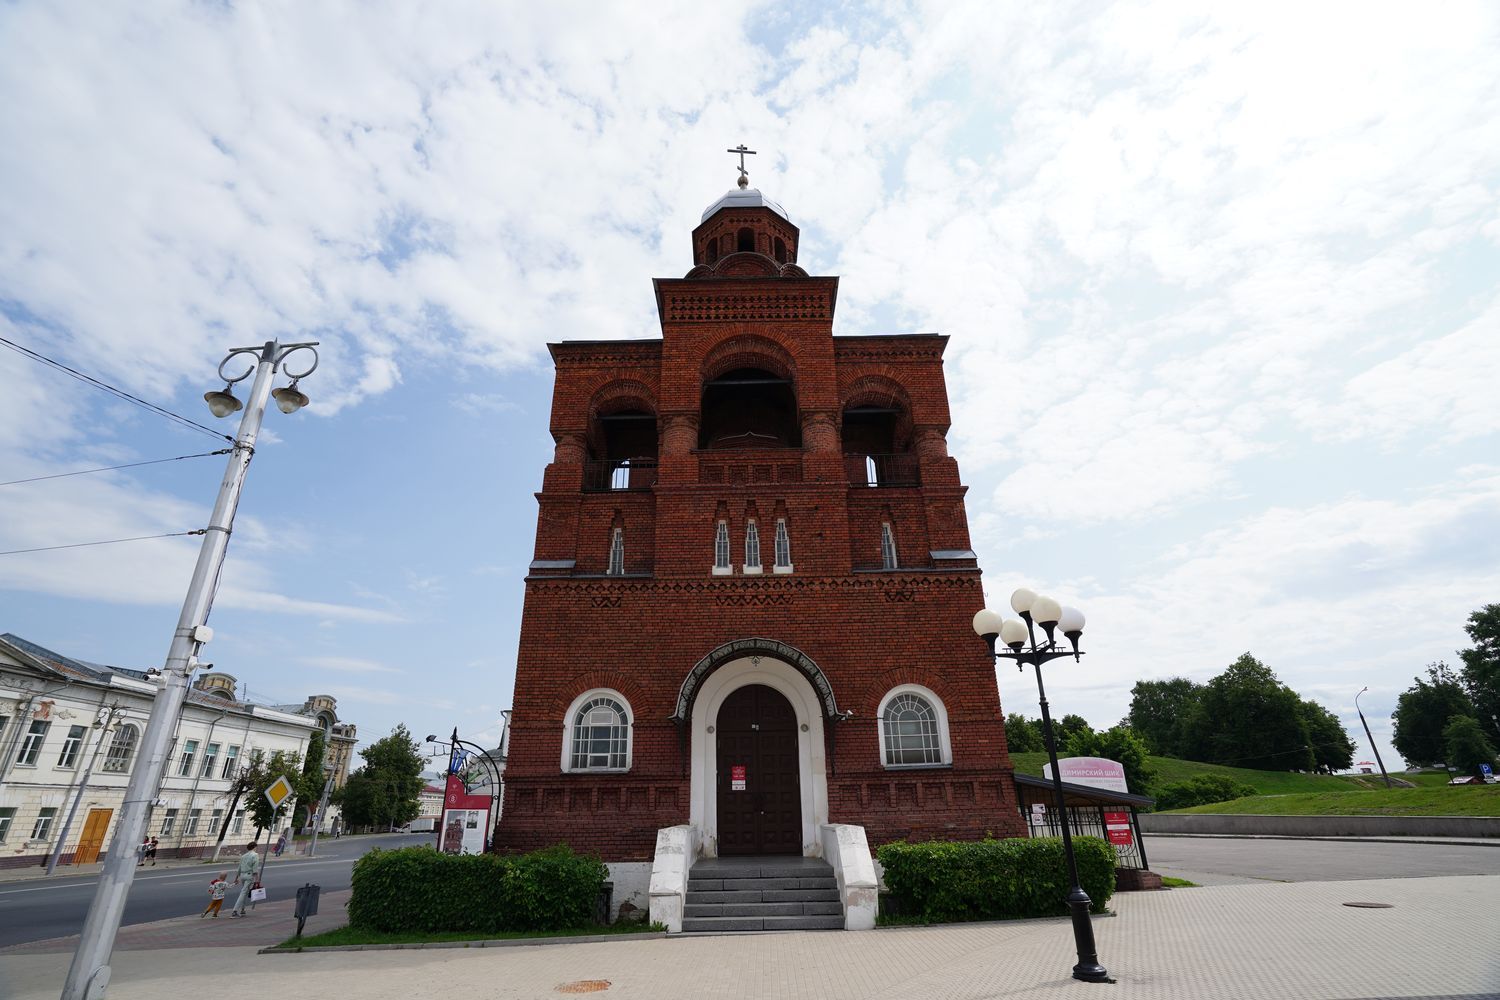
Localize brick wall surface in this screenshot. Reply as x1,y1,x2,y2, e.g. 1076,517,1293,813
495,197,1024,862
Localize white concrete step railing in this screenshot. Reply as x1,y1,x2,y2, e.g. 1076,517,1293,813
819,823,877,930
647,824,700,933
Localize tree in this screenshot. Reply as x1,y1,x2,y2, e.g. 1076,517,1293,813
296,730,328,830
1298,698,1356,773
1125,678,1204,758
1063,724,1157,797
1004,713,1044,753
1055,714,1094,749
247,749,303,836
1459,604,1500,747
1184,653,1314,771
1442,714,1497,780
332,724,425,831
1391,662,1476,767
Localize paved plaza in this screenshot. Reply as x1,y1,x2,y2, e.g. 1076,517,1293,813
3,874,1497,1000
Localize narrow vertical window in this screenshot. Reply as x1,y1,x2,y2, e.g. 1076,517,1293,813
221,744,239,779
774,237,787,263
880,522,898,570
58,725,86,768
606,527,625,576
744,519,762,573
208,808,223,834
713,520,731,574
18,720,49,766
32,807,58,841
178,740,198,777
201,743,220,777
707,236,718,263
160,809,178,837
774,518,792,572
104,725,139,773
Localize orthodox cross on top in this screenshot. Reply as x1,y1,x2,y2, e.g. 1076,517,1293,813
727,143,756,188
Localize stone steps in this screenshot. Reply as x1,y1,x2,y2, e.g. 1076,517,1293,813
681,856,844,933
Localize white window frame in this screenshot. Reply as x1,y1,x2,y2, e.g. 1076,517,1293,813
17,720,49,766
208,808,224,835
773,518,793,573
221,744,240,779
0,806,16,843
103,724,139,774
178,740,198,777
743,519,763,574
184,809,202,836
160,808,179,837
58,725,87,769
876,684,952,769
231,809,245,835
712,519,732,575
201,743,220,778
560,689,633,773
606,527,625,576
32,807,58,842
880,522,899,570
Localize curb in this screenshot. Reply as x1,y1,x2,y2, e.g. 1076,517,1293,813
259,931,668,954
1147,833,1500,848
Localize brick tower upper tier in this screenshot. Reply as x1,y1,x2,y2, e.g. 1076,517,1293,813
688,182,804,276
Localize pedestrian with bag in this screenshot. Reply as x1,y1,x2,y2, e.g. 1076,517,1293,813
228,842,261,917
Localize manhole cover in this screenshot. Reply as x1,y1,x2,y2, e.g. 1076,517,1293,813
1342,902,1394,908
556,982,611,994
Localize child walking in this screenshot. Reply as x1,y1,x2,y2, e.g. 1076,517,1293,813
202,873,228,918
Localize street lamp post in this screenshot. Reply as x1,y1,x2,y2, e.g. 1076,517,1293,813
1354,687,1393,788
973,587,1110,984
62,340,318,1000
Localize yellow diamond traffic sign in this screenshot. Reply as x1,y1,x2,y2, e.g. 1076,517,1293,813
264,775,295,810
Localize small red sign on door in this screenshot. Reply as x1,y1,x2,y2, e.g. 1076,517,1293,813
730,765,747,791
1107,826,1133,846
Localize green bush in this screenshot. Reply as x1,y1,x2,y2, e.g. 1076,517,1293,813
876,837,1116,923
1156,773,1257,810
348,845,608,934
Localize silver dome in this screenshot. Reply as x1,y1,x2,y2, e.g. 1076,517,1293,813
700,187,790,223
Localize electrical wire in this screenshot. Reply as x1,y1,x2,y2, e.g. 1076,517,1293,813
0,529,205,557
0,449,231,487
0,335,234,442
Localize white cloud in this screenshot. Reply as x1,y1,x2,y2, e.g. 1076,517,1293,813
301,656,402,675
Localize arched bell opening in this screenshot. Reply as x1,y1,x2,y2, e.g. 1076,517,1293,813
699,367,801,450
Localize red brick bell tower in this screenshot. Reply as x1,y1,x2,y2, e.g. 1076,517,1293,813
495,158,1028,867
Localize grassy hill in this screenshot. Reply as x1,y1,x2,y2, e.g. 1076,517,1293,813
1008,752,1360,797
1171,785,1500,817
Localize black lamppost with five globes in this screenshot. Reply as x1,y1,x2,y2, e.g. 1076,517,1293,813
973,587,1110,984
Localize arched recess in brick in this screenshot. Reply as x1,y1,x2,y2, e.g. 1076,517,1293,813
840,374,916,486
585,379,660,474
699,336,801,450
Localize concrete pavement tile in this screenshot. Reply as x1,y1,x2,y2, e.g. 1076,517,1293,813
1,876,1496,1000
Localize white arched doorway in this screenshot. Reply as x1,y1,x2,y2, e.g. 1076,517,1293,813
689,655,830,857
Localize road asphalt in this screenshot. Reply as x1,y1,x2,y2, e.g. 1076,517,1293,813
0,832,431,949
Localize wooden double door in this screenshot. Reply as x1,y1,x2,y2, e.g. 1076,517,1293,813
73,808,112,865
715,685,802,855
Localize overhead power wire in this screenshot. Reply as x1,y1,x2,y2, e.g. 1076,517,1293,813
0,449,231,487
0,529,205,557
0,335,234,442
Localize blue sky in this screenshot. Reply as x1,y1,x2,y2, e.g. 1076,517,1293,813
2,2,1499,770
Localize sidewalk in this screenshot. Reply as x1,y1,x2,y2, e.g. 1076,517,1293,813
3,874,1497,1000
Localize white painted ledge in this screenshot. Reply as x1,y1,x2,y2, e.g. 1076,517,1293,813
819,823,878,930
647,824,699,933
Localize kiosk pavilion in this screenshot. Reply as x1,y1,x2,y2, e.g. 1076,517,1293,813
494,159,1029,928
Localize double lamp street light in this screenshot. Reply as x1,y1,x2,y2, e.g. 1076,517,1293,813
63,340,318,1000
973,587,1110,985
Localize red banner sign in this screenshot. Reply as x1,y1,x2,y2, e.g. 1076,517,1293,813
1103,811,1129,827
730,765,747,791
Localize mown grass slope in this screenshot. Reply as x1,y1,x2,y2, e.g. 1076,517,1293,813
1170,785,1500,817
1008,752,1361,797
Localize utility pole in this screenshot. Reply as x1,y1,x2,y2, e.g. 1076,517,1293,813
1355,687,1393,789
46,704,124,876
62,340,317,1000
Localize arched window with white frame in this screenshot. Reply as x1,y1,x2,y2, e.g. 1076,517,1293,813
562,690,632,772
877,685,951,768
102,724,139,773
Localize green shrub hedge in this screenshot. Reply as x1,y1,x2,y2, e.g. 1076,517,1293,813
876,837,1116,923
347,845,608,934
1156,773,1257,811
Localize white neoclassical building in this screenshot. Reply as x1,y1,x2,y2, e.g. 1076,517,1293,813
0,632,354,870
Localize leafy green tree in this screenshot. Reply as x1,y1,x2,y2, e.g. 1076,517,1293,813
1063,724,1158,796
296,730,327,829
247,749,303,835
1298,698,1356,773
1392,663,1476,767
333,724,425,831
1125,677,1204,758
1005,713,1043,753
1458,604,1500,746
1442,714,1497,780
1185,653,1314,771
1054,714,1094,749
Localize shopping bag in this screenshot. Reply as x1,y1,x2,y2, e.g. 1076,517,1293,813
250,883,267,903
